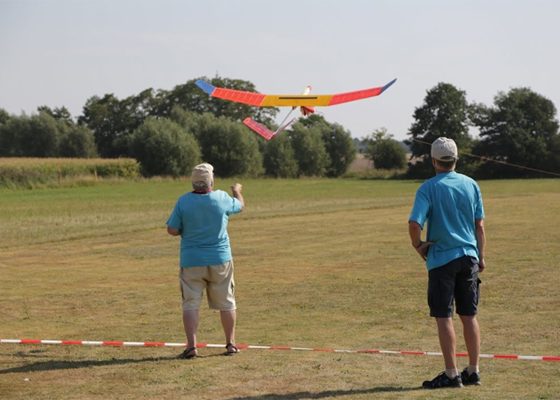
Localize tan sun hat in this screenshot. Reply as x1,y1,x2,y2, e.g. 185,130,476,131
191,163,214,187
431,137,458,161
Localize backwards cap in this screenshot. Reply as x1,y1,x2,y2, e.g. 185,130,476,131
431,137,458,161
191,163,214,187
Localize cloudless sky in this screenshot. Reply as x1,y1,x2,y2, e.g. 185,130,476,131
1,0,559,140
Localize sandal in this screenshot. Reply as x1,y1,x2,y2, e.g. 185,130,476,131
178,347,198,359
225,343,239,356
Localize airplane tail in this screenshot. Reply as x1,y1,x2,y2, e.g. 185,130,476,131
243,117,296,141
243,118,277,140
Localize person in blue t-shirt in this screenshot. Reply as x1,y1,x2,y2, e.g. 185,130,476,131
408,137,486,389
167,163,244,359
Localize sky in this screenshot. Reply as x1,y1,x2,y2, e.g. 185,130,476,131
1,0,559,140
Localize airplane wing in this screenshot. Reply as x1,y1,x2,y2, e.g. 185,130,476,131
196,78,397,108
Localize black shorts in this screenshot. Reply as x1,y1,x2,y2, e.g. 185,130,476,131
428,256,481,318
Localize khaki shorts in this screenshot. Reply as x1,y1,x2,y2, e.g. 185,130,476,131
179,260,236,311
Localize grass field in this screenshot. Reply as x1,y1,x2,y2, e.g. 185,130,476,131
1,178,559,399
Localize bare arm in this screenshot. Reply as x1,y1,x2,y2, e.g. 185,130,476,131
408,221,432,261
167,226,181,236
475,218,486,272
231,183,244,210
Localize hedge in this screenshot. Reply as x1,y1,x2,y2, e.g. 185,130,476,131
0,158,140,188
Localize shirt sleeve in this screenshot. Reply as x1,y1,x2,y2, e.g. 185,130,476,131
474,183,485,220
227,196,242,215
409,186,430,228
166,200,183,230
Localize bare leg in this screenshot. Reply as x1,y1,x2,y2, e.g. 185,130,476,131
220,309,236,345
460,315,480,367
436,317,457,370
183,309,199,349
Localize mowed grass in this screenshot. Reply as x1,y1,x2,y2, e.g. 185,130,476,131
0,178,559,399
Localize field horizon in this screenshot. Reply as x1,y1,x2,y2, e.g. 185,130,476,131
1,177,559,399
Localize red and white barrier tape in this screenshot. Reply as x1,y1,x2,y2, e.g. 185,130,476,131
1,339,559,362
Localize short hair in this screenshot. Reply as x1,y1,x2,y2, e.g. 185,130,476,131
192,180,211,192
434,158,456,170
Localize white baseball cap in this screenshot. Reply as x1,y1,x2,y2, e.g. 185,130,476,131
431,137,458,161
191,163,214,187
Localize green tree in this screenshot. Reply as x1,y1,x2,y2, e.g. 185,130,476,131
0,108,10,126
37,106,74,124
35,106,98,157
0,112,71,157
58,125,98,158
407,82,473,178
130,117,201,177
299,115,356,177
321,122,356,177
80,94,128,157
472,88,560,178
0,110,15,155
545,134,560,174
187,113,263,177
80,89,159,157
169,106,209,135
0,111,98,158
79,76,278,158
366,128,407,170
29,112,61,156
263,134,299,177
158,76,279,126
288,122,330,176
0,116,18,156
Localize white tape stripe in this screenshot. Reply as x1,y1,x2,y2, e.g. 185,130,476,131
1,339,556,362
164,342,186,347
291,347,314,351
204,344,225,349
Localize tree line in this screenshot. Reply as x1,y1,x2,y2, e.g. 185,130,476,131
361,83,560,179
1,76,559,179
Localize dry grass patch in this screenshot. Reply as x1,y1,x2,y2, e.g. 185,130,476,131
1,178,559,399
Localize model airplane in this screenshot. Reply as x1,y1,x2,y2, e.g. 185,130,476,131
195,78,397,140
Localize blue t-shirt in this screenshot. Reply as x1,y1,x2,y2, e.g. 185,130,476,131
167,190,242,267
409,171,484,270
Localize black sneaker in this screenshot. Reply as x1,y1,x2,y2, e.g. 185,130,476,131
461,368,481,385
422,372,463,389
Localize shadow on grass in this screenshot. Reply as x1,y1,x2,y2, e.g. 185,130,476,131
228,386,422,400
0,353,225,374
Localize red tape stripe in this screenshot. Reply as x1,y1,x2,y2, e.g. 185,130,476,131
358,349,381,354
102,341,124,347
400,351,425,356
313,348,335,353
2,339,558,362
270,345,291,350
20,339,41,344
143,342,165,347
493,354,519,360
